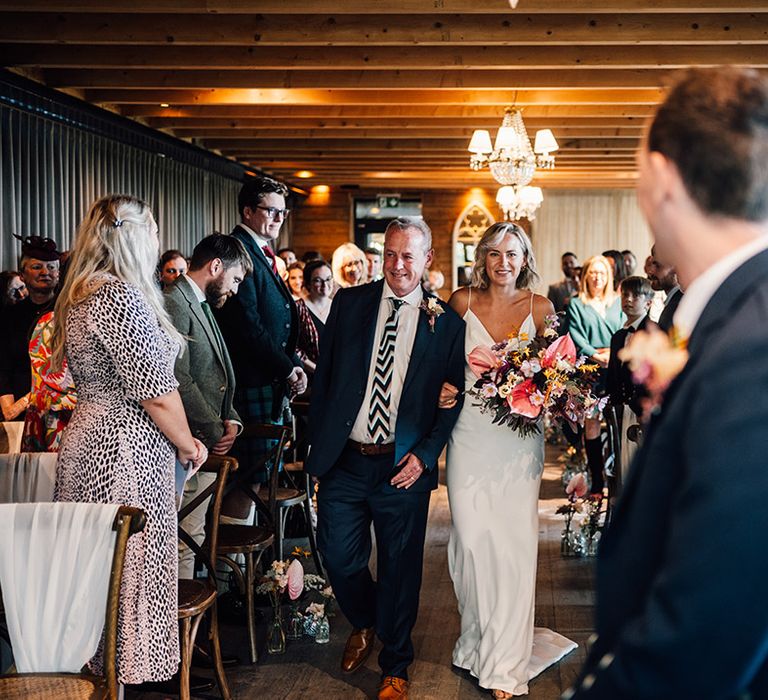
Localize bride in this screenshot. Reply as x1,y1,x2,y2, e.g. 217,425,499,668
441,222,576,698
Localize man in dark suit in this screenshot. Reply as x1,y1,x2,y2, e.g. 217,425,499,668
547,251,580,316
165,233,252,579
567,66,768,699
306,217,465,700
215,177,307,520
647,244,683,332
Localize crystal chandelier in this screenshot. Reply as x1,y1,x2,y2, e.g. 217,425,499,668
468,108,558,188
496,185,544,221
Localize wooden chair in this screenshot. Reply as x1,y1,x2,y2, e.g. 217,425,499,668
0,504,146,700
602,405,622,524
177,454,236,700
217,423,287,664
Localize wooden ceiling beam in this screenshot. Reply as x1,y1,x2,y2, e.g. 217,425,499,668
147,116,650,129
171,127,643,139
2,13,765,46
122,104,659,118
7,43,768,70
0,1,763,14
44,67,705,90
83,88,665,106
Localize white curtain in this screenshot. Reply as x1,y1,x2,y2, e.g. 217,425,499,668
531,189,653,293
0,502,120,673
0,106,242,271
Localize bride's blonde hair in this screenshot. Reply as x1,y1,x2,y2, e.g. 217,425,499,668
51,194,184,369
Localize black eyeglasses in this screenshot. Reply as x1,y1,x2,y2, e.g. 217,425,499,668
254,205,291,220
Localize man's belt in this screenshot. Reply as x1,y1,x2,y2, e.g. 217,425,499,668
347,440,395,456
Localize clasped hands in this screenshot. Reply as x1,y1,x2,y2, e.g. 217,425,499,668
438,382,461,409
287,366,308,397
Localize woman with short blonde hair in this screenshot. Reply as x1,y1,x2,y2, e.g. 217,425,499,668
331,241,367,289
52,194,207,685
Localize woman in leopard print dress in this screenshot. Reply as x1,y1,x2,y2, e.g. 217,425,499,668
51,195,208,684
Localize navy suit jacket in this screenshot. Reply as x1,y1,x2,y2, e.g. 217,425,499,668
571,249,768,699
305,280,466,492
214,224,299,390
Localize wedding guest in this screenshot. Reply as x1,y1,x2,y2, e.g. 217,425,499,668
423,269,445,296
287,261,306,301
301,250,324,264
547,251,580,315
277,247,297,267
0,235,61,418
52,194,207,686
567,65,768,700
364,246,383,283
159,249,187,288
647,244,683,332
606,276,654,478
621,249,637,276
643,253,666,322
602,249,627,290
442,222,576,698
567,255,625,493
0,270,27,306
332,242,367,289
296,259,333,375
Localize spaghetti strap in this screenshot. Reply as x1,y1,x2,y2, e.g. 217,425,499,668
467,286,472,311
529,291,534,315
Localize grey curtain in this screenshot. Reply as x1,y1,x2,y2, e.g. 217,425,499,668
0,106,242,271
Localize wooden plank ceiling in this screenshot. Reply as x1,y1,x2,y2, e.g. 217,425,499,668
1,1,767,191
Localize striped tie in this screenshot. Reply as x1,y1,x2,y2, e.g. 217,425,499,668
367,298,405,443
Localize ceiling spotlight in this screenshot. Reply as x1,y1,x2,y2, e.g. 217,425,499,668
295,170,315,179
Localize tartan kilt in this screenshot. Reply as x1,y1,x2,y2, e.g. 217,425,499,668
232,383,287,483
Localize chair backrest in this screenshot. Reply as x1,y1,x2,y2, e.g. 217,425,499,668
0,502,145,699
0,453,57,503
177,454,238,581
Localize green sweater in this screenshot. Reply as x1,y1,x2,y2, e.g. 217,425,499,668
566,296,625,358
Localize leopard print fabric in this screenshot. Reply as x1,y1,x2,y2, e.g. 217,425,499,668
55,276,180,684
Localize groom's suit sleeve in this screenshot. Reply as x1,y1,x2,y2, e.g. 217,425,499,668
569,336,768,699
409,317,466,471
307,290,341,445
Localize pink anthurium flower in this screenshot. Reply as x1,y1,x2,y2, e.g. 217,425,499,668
541,333,577,368
566,472,588,499
468,345,501,378
287,559,304,600
507,379,543,418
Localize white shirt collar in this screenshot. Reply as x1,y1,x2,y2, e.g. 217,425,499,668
625,314,646,331
674,235,768,339
239,222,272,252
662,285,681,307
382,281,423,307
184,273,206,303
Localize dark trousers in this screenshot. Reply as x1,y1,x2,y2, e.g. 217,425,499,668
316,446,430,681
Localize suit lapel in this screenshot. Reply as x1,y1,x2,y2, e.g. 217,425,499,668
178,276,226,368
401,293,433,399
359,280,385,386
233,225,293,303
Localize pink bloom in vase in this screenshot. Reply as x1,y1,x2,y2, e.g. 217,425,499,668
468,345,501,379
507,379,543,418
541,333,577,369
566,472,588,499
287,559,304,600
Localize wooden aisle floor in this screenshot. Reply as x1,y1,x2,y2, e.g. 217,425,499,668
129,446,595,700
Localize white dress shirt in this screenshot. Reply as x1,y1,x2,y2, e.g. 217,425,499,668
674,235,768,340
349,282,423,443
239,222,275,264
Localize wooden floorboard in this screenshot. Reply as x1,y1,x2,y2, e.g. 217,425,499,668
128,444,595,699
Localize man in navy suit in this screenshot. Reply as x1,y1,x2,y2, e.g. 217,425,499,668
306,217,465,700
567,67,768,699
215,177,307,519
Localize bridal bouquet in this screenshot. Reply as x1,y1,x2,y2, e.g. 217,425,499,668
467,315,606,437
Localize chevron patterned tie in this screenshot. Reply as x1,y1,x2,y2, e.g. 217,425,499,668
367,297,405,443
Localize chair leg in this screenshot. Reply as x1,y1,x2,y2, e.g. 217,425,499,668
303,492,324,577
179,617,192,700
245,552,258,664
208,601,232,700
277,507,287,562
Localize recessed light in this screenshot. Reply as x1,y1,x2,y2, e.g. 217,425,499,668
295,170,315,179
160,103,170,108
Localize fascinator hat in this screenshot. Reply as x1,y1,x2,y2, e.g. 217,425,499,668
12,233,62,262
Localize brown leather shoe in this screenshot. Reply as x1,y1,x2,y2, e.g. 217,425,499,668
378,676,409,699
340,626,375,674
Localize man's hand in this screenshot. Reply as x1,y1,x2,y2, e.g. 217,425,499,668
287,366,308,397
211,420,239,455
390,452,425,489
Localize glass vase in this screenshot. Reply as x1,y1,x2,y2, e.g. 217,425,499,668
287,603,304,641
303,612,319,638
314,615,330,644
267,604,286,655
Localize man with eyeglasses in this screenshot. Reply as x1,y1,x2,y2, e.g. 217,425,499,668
0,234,61,420
215,177,307,523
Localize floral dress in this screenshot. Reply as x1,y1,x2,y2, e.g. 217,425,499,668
21,311,77,452
54,276,180,684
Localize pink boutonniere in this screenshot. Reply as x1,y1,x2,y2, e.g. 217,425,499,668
420,296,445,333
618,324,689,419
